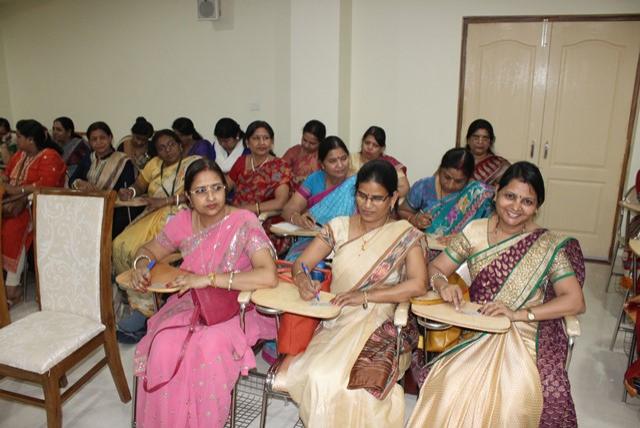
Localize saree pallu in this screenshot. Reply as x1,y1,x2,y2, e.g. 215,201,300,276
284,174,357,261
112,155,199,316
2,149,66,273
282,144,321,191
86,151,130,190
134,209,277,428
282,218,425,428
408,221,585,428
229,156,292,255
473,154,510,186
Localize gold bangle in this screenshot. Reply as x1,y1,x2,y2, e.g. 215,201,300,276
429,272,448,292
208,272,217,287
362,291,368,309
227,271,235,291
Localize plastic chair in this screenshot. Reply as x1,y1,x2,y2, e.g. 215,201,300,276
606,186,638,293
0,189,131,428
255,301,411,428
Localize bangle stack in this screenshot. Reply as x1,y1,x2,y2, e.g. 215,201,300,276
128,186,137,198
362,291,368,310
429,272,448,293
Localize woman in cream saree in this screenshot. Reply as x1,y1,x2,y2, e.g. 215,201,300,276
410,162,586,428
280,160,428,427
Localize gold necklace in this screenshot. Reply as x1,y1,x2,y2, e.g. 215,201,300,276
250,155,268,172
359,215,389,252
493,217,526,238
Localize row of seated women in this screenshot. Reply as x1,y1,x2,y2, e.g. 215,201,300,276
126,157,586,427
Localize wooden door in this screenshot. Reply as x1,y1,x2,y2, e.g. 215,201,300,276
461,18,640,259
537,21,640,259
460,22,549,162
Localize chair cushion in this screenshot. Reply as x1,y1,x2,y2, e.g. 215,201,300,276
0,311,105,374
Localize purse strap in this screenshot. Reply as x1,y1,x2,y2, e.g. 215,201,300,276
142,302,201,393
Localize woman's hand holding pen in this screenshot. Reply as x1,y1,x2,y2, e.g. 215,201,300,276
131,260,155,292
411,211,432,230
291,212,318,230
294,264,320,301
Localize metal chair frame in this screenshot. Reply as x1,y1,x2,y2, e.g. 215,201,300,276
606,186,638,293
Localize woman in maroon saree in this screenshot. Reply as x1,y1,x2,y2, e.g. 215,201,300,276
409,162,586,428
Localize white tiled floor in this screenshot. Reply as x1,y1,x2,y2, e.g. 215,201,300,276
1,262,639,427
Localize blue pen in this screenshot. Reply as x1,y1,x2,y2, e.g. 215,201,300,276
301,262,320,301
146,259,157,272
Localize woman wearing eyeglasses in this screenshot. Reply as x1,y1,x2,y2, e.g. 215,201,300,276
112,129,200,342
277,159,428,427
398,148,494,239
130,158,278,428
465,118,510,186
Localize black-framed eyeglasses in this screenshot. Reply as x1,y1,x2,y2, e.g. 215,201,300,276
355,190,390,204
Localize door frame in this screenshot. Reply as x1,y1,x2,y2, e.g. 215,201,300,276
456,14,640,262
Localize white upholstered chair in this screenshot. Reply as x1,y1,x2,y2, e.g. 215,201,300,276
0,188,131,428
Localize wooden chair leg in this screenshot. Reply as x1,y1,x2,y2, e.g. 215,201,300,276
43,371,62,428
103,330,132,402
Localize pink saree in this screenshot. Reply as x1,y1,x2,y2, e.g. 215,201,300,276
133,209,277,428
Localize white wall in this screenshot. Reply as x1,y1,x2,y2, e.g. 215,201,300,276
0,7,11,124
349,0,640,182
0,0,292,144
1,0,640,186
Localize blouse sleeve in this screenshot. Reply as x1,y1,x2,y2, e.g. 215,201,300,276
228,156,244,183
317,223,336,249
548,247,576,284
277,160,292,186
406,179,425,212
154,209,189,251
444,226,473,264
240,212,276,258
140,157,159,184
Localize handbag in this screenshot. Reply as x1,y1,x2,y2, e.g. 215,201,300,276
275,260,332,355
142,280,241,392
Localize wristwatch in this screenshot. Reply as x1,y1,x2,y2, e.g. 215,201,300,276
526,308,536,321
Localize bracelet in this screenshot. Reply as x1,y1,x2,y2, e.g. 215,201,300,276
227,271,235,291
362,291,368,310
255,202,261,215
21,186,25,194
133,254,152,270
175,194,180,206
429,272,448,292
128,186,137,198
208,272,217,287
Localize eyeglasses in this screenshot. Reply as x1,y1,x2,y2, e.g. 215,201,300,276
190,183,226,197
356,190,390,205
156,139,179,153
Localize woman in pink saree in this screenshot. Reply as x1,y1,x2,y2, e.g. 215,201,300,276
130,159,278,427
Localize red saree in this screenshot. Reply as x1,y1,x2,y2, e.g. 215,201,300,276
282,145,321,192
2,149,66,272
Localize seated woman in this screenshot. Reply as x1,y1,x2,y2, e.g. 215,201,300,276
117,116,156,170
172,117,215,160
113,129,200,339
131,158,278,428
408,161,586,428
282,136,355,261
398,148,494,238
227,120,292,255
349,126,410,197
278,159,427,427
51,116,90,178
1,119,66,306
69,121,139,237
0,117,16,166
212,117,248,173
466,118,510,186
282,119,326,191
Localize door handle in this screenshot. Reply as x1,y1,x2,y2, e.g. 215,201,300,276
544,142,549,159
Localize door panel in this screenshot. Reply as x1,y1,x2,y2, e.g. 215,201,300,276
462,23,548,162
539,21,640,258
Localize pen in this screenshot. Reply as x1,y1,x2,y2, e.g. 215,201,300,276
301,262,320,301
146,259,157,272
